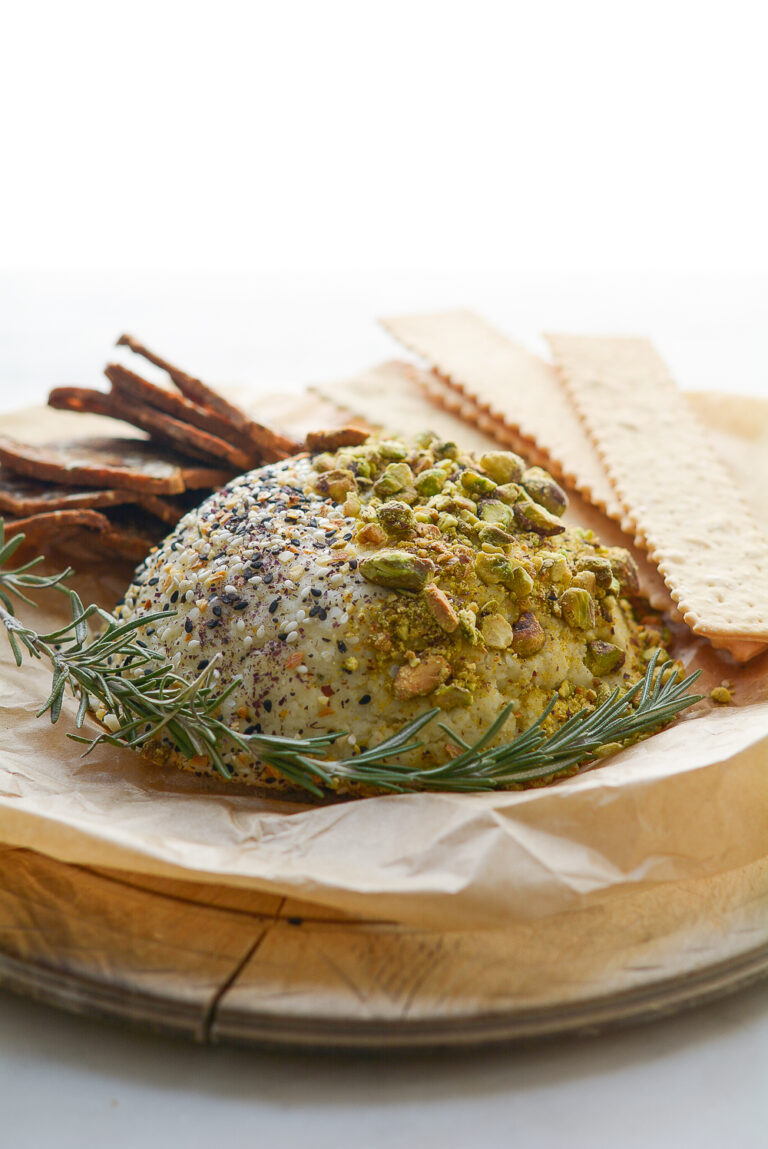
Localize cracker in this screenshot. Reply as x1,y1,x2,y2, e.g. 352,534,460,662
4,508,114,539
106,362,255,453
0,435,231,494
546,334,768,661
4,506,166,562
309,360,503,452
49,387,253,472
116,334,298,461
381,310,624,519
0,470,136,516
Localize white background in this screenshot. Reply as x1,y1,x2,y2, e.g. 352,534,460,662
1,2,767,1147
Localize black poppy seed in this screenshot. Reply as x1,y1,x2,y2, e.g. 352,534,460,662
359,695,372,705
310,587,322,597
337,640,347,652
268,599,279,614
318,609,328,621
343,532,353,540
212,605,222,617
207,619,220,629
263,573,274,584
197,659,209,670
348,559,358,570
148,577,159,585
170,590,179,603
233,600,248,610
184,618,193,634
220,594,235,605
263,700,273,712
136,640,147,648
244,724,256,735
278,632,288,641
308,605,320,617
163,603,171,611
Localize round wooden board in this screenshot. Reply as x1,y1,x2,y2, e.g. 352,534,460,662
1,843,767,1051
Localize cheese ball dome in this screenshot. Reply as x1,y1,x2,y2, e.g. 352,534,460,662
112,433,660,797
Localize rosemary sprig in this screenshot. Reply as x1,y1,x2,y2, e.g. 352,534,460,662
0,521,704,797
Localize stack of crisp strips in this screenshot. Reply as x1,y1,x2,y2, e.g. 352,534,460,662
546,334,768,663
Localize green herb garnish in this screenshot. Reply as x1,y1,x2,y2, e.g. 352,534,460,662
0,521,703,797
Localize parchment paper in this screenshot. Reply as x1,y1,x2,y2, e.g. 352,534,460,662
0,392,767,931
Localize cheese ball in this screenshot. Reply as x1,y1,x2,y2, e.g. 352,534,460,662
112,435,662,796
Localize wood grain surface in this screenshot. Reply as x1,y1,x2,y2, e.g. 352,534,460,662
1,843,767,1050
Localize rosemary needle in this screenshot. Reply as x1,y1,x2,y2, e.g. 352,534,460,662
0,520,704,797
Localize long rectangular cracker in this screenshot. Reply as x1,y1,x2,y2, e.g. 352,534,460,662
546,334,768,661
310,360,504,452
381,310,624,520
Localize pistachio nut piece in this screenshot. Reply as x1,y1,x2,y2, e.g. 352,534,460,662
423,583,460,633
575,554,614,589
475,553,534,597
433,440,459,460
359,549,435,591
479,499,513,528
539,553,572,586
512,611,546,657
376,500,417,536
513,498,566,536
605,547,640,595
457,607,481,644
479,450,526,484
495,482,525,505
571,570,598,596
585,641,626,676
414,467,447,496
378,440,409,460
393,654,452,700
560,586,596,630
480,612,514,649
373,461,414,497
313,468,358,502
478,523,515,546
460,470,497,495
433,683,473,709
521,467,568,517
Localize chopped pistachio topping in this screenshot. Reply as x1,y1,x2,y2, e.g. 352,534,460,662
585,640,626,676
